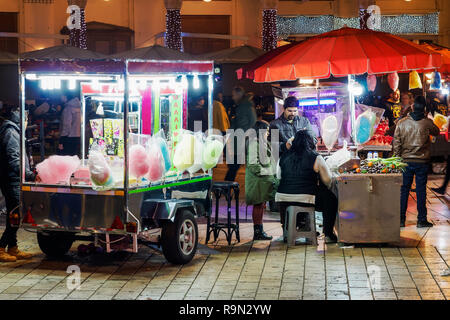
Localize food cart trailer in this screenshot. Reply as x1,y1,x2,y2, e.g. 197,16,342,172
18,57,216,264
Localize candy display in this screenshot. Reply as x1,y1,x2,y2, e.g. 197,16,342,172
36,155,80,184
187,132,205,174
348,157,407,174
146,137,165,181
355,110,376,145
129,144,150,179
173,131,195,172
364,120,393,146
202,135,225,171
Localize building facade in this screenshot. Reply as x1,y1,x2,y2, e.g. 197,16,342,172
0,0,449,54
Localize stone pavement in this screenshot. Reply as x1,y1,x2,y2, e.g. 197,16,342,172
0,176,448,300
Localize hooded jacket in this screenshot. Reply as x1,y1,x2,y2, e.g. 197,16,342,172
60,98,81,138
393,114,440,163
0,111,35,186
229,94,256,132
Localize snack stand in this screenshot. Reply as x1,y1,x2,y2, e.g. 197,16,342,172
19,56,218,264
239,27,442,244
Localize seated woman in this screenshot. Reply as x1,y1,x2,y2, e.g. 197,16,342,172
276,130,338,243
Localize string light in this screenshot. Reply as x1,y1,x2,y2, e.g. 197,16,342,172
262,9,278,51
165,9,182,51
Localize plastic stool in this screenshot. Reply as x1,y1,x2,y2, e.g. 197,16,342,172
284,206,317,246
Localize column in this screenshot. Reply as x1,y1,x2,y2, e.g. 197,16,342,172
67,0,87,49
164,0,183,51
261,0,278,51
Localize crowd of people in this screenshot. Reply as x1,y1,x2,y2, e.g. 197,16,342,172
218,86,447,242
0,85,448,261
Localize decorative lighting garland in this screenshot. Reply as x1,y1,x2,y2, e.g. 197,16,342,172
262,9,277,51
69,8,87,49
165,9,182,51
277,12,439,38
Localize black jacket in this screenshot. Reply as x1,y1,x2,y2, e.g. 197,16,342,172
0,112,35,186
269,115,316,155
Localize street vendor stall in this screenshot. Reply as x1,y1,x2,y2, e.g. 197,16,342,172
18,52,222,264
238,27,443,244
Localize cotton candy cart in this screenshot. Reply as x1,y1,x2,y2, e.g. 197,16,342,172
18,56,218,264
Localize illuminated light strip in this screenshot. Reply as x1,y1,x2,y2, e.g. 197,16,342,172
129,176,212,194
298,99,336,106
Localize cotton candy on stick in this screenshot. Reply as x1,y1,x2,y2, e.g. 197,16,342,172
173,133,195,173
388,72,399,91
155,136,171,173
36,155,80,184
129,144,150,178
88,151,113,187
202,136,224,171
367,74,377,92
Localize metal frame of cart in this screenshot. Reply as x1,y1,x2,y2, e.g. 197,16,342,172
18,57,215,264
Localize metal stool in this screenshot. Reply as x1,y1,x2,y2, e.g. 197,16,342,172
206,181,240,245
284,206,317,246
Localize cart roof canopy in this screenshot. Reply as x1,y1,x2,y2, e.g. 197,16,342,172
21,45,107,60
109,44,195,61
197,45,265,64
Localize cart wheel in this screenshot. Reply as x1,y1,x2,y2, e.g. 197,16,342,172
161,210,198,265
37,231,75,257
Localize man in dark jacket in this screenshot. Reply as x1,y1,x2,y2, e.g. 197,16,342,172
269,96,316,158
0,105,35,262
393,96,440,228
224,87,257,181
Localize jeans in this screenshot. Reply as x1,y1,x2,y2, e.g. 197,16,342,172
401,162,429,222
0,184,20,248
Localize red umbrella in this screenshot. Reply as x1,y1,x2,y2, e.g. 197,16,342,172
236,41,299,80
251,27,442,83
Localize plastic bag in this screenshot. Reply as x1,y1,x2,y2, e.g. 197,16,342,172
129,144,150,179
88,144,114,190
173,130,195,173
36,155,80,184
202,134,225,171
317,112,343,152
325,141,352,171
354,104,385,145
187,131,205,175
433,113,448,131
153,129,172,173
146,137,165,182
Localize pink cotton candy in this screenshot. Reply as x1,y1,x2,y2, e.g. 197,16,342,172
36,155,80,184
387,72,399,91
367,74,377,92
129,144,150,178
146,141,164,182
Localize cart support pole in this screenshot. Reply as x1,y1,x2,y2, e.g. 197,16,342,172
348,75,356,143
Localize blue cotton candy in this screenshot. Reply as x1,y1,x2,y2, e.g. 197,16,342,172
356,116,372,144
156,137,171,172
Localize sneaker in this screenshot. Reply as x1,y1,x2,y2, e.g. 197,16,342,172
431,187,446,195
417,220,433,228
7,246,33,260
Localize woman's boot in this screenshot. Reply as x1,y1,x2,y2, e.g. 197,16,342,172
253,225,273,241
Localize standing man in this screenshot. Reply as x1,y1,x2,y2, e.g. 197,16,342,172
224,87,257,182
393,96,440,228
59,93,81,156
269,96,316,158
0,105,35,262
212,91,230,135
